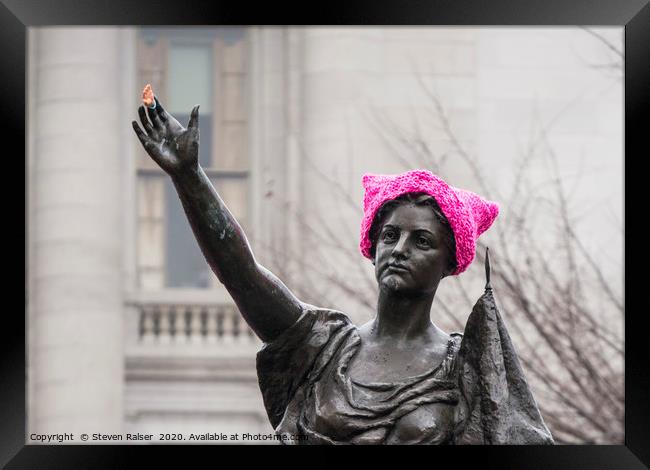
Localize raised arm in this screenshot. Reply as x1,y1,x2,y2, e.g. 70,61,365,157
132,97,302,342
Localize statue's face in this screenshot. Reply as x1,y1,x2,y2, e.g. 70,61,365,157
374,204,453,296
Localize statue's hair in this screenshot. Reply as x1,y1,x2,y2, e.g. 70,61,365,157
368,192,457,276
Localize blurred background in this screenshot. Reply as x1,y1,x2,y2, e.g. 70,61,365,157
26,26,623,444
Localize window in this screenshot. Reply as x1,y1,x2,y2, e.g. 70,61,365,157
136,27,250,289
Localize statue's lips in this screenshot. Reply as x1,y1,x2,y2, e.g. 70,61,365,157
386,264,409,273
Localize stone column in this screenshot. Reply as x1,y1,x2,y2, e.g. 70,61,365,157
249,28,289,268
29,27,125,436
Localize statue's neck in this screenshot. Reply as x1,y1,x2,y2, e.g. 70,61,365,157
372,288,436,341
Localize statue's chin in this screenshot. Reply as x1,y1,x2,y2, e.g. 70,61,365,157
379,276,413,295
379,276,434,299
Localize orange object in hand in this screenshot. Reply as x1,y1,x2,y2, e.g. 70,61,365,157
142,84,155,109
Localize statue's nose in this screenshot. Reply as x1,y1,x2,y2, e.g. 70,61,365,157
392,234,409,259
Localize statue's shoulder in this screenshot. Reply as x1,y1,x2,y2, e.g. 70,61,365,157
299,302,355,327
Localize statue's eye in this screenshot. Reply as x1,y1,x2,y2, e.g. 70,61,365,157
382,230,397,242
417,236,431,248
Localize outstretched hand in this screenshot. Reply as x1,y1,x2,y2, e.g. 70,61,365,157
132,97,201,176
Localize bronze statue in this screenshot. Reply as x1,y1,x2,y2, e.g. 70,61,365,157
132,95,554,445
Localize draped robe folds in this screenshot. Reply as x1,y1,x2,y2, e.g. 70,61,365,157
256,288,554,445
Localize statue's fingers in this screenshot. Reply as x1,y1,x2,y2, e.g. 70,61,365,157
138,106,155,137
153,97,168,123
146,104,164,132
132,121,154,150
133,121,174,168
187,105,200,129
132,120,161,156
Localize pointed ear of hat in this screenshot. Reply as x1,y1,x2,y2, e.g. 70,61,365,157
362,173,379,186
361,173,386,219
455,188,500,237
362,173,382,197
360,173,390,258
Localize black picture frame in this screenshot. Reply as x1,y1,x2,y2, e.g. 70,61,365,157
4,0,647,467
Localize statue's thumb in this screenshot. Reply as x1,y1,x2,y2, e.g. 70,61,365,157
188,105,200,129
189,137,199,156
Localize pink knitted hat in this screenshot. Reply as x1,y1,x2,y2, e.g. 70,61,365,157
360,170,500,275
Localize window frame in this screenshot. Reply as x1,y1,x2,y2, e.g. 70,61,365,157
135,27,252,291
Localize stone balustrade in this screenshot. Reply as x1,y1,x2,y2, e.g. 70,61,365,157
125,289,259,349
137,303,256,345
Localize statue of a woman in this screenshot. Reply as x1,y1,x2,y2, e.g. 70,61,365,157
132,96,554,445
